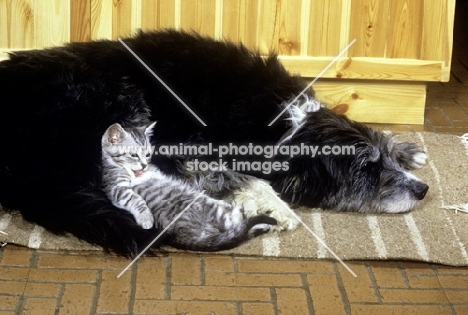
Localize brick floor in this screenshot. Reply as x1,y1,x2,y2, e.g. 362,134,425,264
1,3,468,315
1,249,468,315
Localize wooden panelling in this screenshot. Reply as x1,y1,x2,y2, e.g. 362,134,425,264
277,0,303,56
179,0,217,37
71,0,91,42
0,0,34,49
111,0,133,39
279,56,444,81
386,0,423,59
307,0,344,56
140,0,176,31
34,0,70,48
348,0,390,58
90,0,111,40
314,80,426,124
1,0,455,77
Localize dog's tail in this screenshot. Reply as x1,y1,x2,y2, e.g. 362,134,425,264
0,179,159,257
168,215,277,252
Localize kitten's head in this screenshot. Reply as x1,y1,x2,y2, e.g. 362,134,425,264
101,122,156,177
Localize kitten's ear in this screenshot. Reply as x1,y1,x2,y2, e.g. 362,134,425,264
103,123,125,145
145,121,157,138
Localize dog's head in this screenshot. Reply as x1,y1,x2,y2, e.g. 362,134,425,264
273,105,428,214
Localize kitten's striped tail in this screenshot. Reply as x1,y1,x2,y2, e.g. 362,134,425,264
171,215,277,252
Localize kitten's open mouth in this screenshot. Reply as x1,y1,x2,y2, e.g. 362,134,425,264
133,170,144,177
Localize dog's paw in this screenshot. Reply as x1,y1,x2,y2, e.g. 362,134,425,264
231,179,299,232
409,151,428,169
391,142,427,170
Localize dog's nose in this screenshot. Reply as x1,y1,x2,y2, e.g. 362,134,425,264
412,182,429,200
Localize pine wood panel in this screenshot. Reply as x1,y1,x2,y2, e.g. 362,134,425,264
112,0,133,39
140,0,176,31
0,0,34,48
34,0,70,48
348,0,390,58
90,0,112,40
314,80,426,124
279,56,445,81
307,0,344,56
277,0,303,56
71,0,91,42
386,0,423,59
179,0,217,37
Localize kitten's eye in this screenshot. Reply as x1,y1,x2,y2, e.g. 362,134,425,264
130,153,138,158
146,153,151,158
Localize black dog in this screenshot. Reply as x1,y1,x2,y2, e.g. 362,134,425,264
0,30,428,256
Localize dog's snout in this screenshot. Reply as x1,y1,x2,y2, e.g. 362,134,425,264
412,182,429,200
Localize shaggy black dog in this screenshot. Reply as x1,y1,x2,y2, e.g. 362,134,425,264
0,30,428,256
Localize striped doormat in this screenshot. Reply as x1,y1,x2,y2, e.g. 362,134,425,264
1,132,468,266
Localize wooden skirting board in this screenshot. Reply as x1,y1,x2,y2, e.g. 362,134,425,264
313,80,426,125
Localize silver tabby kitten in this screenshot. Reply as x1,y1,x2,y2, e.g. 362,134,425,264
101,123,277,251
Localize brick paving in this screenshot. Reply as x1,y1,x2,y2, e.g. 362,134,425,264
1,247,468,315
1,3,468,315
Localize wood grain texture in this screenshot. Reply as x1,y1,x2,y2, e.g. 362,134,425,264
221,0,242,42
112,0,133,39
421,0,455,82
348,0,389,58
91,0,112,40
307,0,343,56
71,0,91,42
314,80,426,124
140,0,175,31
34,0,70,48
279,56,444,82
0,0,34,49
179,0,217,37
277,0,302,56
386,0,423,59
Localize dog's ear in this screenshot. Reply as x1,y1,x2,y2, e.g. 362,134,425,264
388,141,427,170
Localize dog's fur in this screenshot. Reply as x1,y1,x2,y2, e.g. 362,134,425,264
0,30,428,256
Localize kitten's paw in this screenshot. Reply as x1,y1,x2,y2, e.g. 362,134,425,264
231,179,299,232
135,212,154,229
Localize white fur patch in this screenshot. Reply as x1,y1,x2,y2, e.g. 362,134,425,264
286,95,323,127
403,170,425,183
277,96,324,146
231,179,299,232
410,152,428,169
